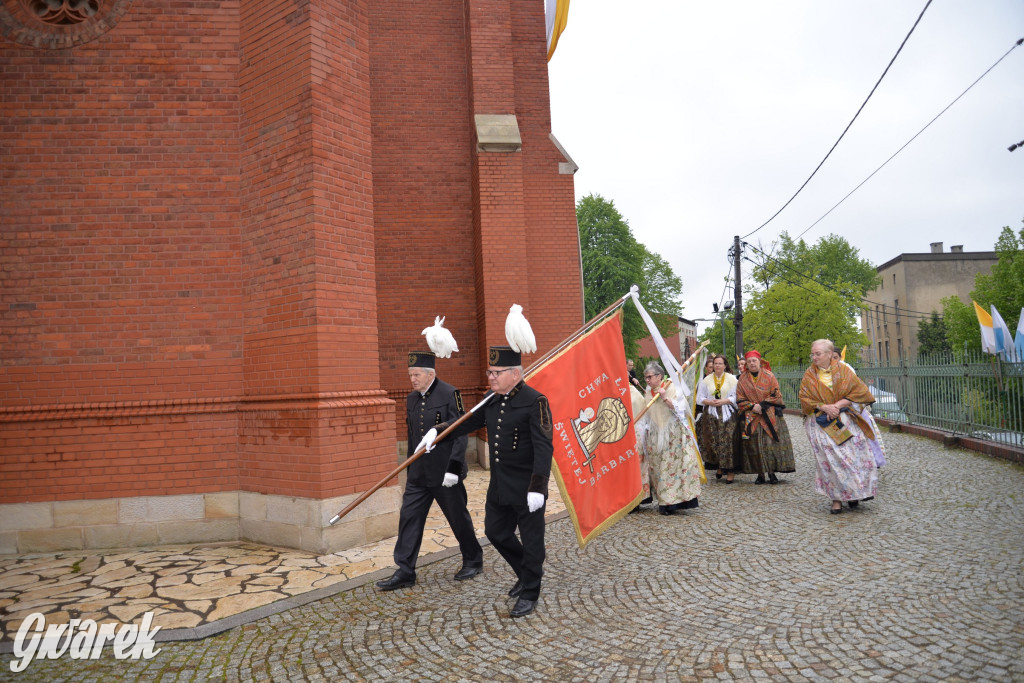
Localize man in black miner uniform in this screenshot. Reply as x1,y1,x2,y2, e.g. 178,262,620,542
375,351,484,591
421,345,554,618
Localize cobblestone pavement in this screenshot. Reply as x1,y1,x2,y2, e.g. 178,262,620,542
3,416,1023,681
0,471,565,641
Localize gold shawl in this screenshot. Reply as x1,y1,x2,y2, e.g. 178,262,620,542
799,360,876,439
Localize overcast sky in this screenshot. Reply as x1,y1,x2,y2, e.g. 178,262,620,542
547,0,1024,332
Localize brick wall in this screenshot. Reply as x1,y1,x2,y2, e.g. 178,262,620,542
0,0,582,546
1,1,245,502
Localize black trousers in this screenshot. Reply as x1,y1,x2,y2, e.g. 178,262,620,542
484,499,546,601
393,481,483,579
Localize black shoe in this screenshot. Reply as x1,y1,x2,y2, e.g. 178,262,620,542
628,505,641,514
830,503,843,515
659,507,674,516
507,579,524,598
768,473,779,485
723,478,734,485
848,500,859,508
715,470,723,480
639,496,653,505
754,476,766,485
376,573,415,591
509,597,536,618
454,565,483,581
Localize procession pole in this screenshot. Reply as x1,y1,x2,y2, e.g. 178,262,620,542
328,290,636,526
633,340,710,422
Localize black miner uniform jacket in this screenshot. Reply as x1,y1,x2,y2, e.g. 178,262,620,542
406,378,468,487
442,381,553,505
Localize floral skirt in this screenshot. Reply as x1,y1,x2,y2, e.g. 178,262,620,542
804,414,878,501
647,424,702,506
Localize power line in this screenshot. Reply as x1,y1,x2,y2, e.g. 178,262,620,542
794,36,1024,241
744,252,946,322
744,242,946,317
741,0,933,241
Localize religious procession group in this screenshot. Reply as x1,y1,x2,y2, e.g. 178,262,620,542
371,305,887,620
627,338,887,518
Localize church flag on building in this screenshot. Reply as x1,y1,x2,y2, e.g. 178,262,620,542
528,310,643,548
973,300,1000,354
545,0,570,61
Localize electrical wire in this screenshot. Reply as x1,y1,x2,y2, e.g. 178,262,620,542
794,36,1024,242
744,242,962,317
741,0,934,241
744,254,946,322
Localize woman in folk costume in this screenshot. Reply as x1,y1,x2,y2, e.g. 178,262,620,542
833,350,887,469
636,361,702,515
736,350,796,484
695,354,741,483
799,339,879,514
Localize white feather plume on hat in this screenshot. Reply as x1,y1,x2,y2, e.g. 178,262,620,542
504,304,537,354
422,316,459,358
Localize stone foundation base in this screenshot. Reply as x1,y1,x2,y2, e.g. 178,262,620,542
0,487,403,555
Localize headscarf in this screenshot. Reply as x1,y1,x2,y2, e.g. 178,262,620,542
744,349,771,372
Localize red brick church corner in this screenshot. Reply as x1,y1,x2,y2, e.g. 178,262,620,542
0,0,583,555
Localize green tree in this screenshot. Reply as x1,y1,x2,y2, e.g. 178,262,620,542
577,194,682,357
741,280,868,366
942,223,1024,353
916,312,950,357
740,232,875,365
753,232,879,298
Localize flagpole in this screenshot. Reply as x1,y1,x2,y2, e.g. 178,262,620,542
328,290,636,526
633,340,710,422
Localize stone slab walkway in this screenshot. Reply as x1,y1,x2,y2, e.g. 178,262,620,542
0,468,566,644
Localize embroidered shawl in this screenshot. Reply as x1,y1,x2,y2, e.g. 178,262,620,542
799,359,876,439
736,369,785,440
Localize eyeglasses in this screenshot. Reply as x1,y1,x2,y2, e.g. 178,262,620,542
485,369,515,378
643,374,659,380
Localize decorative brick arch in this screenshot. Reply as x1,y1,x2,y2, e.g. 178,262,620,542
0,0,132,49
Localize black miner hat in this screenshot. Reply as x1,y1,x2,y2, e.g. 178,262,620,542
408,351,436,369
488,346,521,367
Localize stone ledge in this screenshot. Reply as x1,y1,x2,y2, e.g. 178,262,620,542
0,488,403,555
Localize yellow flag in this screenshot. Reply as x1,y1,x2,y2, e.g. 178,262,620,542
973,300,999,353
840,345,847,362
546,0,570,61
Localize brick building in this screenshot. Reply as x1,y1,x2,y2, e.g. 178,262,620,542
0,0,583,554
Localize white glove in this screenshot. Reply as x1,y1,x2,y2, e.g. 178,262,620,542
442,473,458,488
416,428,438,453
527,492,544,513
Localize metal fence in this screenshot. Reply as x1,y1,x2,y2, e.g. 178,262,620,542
772,350,1024,449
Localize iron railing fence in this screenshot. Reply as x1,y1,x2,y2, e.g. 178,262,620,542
771,350,1024,449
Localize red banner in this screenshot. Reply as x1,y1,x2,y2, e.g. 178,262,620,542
528,311,643,548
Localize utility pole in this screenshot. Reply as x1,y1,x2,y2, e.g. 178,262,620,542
733,235,743,359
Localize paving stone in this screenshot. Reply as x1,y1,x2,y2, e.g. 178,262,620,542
1,418,1022,680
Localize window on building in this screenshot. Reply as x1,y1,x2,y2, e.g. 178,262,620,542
885,341,890,362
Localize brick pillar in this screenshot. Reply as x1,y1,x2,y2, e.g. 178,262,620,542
465,0,532,358
238,0,398,553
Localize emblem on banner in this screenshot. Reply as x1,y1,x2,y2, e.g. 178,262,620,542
570,397,631,474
